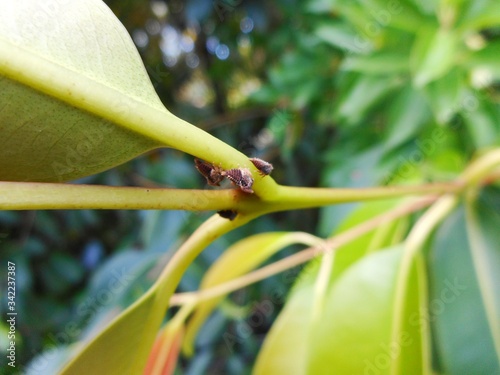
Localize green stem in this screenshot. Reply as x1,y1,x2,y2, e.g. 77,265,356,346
0,182,242,211
264,182,463,211
0,181,463,211
390,195,457,375
169,196,437,307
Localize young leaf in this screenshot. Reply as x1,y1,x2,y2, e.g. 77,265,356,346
183,231,321,355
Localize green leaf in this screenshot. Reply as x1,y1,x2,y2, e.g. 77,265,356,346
255,201,413,374
461,41,500,81
0,1,159,181
384,86,430,150
59,289,161,375
183,232,320,355
457,1,500,31
253,274,316,375
462,97,500,149
316,23,373,54
428,206,500,374
466,192,500,364
411,26,459,87
337,0,424,32
421,68,465,124
306,246,428,375
335,75,400,125
341,51,409,74
0,1,245,182
327,199,409,280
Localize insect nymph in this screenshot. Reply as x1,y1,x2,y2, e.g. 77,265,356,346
222,168,254,194
194,159,224,186
194,157,272,194
249,157,273,176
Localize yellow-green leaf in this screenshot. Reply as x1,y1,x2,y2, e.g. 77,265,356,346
254,200,413,374
183,231,321,355
0,1,246,182
253,278,316,375
411,27,459,87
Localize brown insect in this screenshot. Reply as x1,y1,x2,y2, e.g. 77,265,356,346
194,159,224,186
249,157,273,176
222,168,254,194
217,210,238,221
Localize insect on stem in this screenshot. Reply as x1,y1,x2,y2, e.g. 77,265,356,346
249,157,273,176
222,168,254,194
194,159,224,186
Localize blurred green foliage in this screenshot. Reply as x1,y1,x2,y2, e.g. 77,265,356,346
0,0,499,373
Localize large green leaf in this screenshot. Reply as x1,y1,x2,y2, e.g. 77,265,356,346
254,200,412,374
326,199,409,282
428,205,500,374
341,52,409,75
457,1,500,31
0,1,244,182
0,1,160,181
253,259,320,375
306,246,428,375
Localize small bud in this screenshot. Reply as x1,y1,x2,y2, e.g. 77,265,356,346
223,168,254,194
249,157,273,176
194,159,224,186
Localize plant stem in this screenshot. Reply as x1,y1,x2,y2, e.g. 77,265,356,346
0,181,463,211
263,182,463,211
0,182,242,211
169,196,436,306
